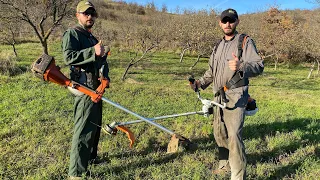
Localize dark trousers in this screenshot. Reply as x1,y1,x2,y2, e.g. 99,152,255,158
213,91,248,180
68,95,102,177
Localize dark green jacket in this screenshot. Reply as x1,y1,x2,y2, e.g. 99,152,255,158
62,25,109,89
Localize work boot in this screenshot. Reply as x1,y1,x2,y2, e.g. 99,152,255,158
89,153,110,165
89,157,109,165
212,160,231,175
212,166,231,175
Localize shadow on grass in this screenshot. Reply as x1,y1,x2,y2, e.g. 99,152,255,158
93,135,217,177
245,118,319,179
268,161,302,180
94,137,189,177
108,136,168,159
244,118,320,143
96,118,318,178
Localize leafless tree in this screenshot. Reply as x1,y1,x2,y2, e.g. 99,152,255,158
121,15,165,80
0,0,75,55
303,19,320,78
121,42,159,81
0,20,19,56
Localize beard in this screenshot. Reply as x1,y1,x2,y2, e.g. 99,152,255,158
223,27,236,36
84,22,94,29
82,19,95,29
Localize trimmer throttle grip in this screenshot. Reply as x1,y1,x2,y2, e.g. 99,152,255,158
220,88,229,103
188,76,195,84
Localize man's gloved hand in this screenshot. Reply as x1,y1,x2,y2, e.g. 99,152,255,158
94,40,105,57
91,78,109,103
190,79,201,92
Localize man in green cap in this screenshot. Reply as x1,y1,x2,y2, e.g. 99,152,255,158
62,0,110,179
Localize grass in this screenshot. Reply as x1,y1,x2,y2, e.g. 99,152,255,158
0,42,319,179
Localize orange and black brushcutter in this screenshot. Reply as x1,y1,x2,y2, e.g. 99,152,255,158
32,54,108,103
31,54,195,152
32,54,134,146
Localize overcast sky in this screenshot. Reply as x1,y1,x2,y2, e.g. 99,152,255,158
116,0,318,14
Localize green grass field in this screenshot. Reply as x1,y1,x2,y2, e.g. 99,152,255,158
0,42,319,180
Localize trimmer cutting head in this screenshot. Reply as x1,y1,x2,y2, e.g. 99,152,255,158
31,54,55,80
167,134,196,153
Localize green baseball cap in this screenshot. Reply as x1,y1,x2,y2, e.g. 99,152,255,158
77,0,95,13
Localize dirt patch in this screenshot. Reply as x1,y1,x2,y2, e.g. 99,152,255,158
125,78,144,84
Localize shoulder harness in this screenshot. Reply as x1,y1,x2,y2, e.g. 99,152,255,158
214,34,249,101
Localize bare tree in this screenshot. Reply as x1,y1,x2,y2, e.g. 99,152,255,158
190,11,219,69
303,19,320,78
161,3,168,13
170,10,219,66
121,42,159,81
180,42,192,63
121,19,164,80
0,0,75,55
0,20,20,57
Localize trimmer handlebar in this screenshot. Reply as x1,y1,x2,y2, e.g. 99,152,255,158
219,88,229,103
188,76,226,109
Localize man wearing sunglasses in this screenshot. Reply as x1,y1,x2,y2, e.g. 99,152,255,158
190,8,264,180
62,1,109,179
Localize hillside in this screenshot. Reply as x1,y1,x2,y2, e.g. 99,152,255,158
1,0,320,65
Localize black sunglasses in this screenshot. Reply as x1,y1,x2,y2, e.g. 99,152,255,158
80,10,97,17
221,18,236,24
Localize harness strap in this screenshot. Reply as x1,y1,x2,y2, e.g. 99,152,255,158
225,71,248,90
214,34,249,98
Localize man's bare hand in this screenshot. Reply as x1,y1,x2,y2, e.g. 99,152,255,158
94,40,105,56
228,52,240,71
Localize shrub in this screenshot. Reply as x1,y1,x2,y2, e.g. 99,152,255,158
0,52,22,76
127,3,146,15
136,6,146,15
99,10,118,21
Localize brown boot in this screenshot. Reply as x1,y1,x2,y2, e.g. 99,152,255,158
212,166,231,175
212,160,231,175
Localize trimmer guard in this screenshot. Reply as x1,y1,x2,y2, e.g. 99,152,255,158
167,134,195,153
115,125,135,148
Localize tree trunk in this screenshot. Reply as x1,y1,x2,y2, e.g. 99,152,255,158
41,40,48,55
274,55,279,70
179,47,190,63
190,54,201,69
122,62,133,81
9,29,17,57
121,43,158,81
11,43,17,57
317,60,320,75
307,61,315,79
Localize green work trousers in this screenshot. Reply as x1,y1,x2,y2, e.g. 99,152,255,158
68,95,102,177
213,91,248,180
